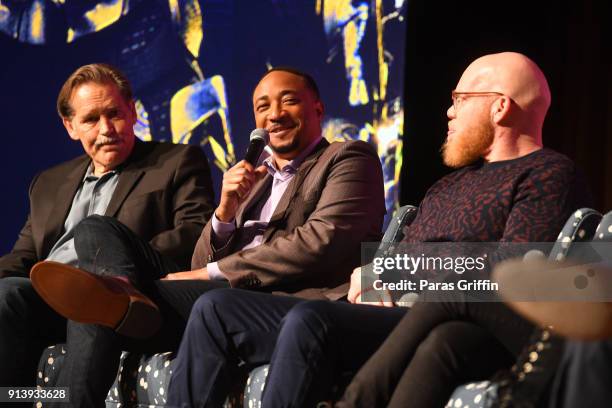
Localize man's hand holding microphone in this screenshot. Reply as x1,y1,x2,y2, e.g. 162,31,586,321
163,129,269,281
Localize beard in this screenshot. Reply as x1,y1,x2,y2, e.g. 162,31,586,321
441,120,494,168
269,133,301,155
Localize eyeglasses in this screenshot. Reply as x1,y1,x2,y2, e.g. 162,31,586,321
451,91,506,112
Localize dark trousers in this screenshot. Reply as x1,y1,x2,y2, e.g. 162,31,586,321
0,277,66,387
338,291,534,408
549,340,612,408
0,215,227,408
166,288,407,408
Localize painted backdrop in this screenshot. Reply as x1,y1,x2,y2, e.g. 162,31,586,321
0,0,407,254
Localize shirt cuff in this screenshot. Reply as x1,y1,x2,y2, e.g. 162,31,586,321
207,262,227,281
211,212,236,248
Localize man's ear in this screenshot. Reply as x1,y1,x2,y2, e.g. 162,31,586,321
62,117,79,141
315,100,324,119
129,99,137,122
492,95,513,125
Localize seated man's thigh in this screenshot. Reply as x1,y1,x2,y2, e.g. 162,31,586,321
178,288,306,366
280,300,408,370
413,321,513,382
388,321,513,408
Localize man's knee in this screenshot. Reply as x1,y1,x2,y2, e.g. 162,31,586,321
0,277,31,295
281,300,335,338
73,215,131,259
191,288,236,320
74,215,118,237
416,322,478,358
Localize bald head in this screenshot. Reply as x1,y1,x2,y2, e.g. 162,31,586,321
457,52,551,128
445,52,551,165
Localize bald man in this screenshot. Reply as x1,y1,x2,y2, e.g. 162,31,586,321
329,52,592,407
166,52,590,407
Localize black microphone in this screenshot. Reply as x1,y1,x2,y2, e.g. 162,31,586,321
244,128,270,166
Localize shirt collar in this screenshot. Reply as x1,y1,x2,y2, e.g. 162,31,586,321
83,163,119,182
263,136,323,176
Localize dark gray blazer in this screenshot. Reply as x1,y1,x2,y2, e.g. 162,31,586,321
192,139,385,300
0,140,215,278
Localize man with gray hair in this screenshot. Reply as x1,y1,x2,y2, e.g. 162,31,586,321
0,63,215,396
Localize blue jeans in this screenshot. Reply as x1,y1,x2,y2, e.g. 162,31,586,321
47,215,227,408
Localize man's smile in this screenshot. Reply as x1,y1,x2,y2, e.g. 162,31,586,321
268,124,297,138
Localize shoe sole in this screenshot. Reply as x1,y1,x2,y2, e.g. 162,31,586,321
494,259,612,340
31,261,161,339
505,300,612,340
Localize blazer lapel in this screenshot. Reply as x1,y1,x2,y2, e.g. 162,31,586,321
41,157,90,256
236,173,272,227
104,142,147,217
104,168,145,217
263,139,329,241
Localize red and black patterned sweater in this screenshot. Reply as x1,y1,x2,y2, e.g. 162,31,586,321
383,148,594,289
403,148,592,244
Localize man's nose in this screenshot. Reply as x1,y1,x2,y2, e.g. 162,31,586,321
446,104,455,119
99,116,114,135
268,104,285,121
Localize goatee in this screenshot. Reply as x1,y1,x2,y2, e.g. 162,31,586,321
269,136,301,155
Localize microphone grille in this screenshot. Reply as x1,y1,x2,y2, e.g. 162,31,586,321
250,128,269,144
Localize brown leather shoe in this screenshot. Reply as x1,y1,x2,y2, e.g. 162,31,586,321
30,261,161,339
